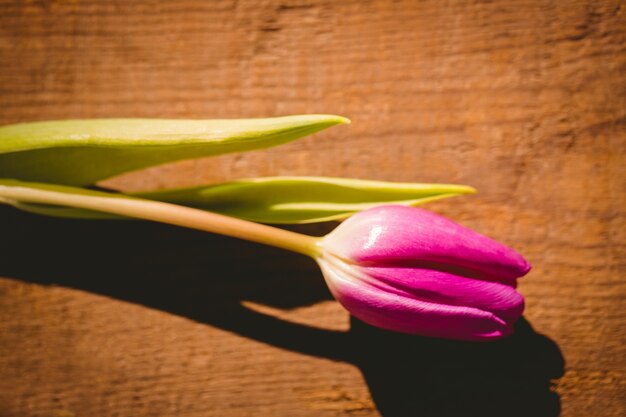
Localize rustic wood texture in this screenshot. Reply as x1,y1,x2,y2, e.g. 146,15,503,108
0,0,624,416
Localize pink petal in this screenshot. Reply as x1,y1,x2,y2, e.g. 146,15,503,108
362,266,524,322
325,205,531,284
318,257,513,341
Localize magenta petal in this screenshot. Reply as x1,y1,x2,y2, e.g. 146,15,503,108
362,266,525,322
325,205,531,283
318,257,513,341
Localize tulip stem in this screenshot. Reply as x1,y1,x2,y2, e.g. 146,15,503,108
0,184,323,258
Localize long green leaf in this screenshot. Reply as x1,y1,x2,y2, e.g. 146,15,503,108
0,177,476,224
0,115,348,186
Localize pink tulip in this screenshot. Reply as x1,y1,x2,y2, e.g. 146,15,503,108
317,205,531,341
1,182,531,341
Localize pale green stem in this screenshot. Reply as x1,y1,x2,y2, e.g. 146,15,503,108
0,185,323,258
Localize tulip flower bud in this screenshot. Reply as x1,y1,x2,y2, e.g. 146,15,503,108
317,205,531,341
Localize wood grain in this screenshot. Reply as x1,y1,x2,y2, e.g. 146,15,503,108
0,0,624,416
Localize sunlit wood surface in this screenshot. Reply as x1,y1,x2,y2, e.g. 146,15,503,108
0,1,624,416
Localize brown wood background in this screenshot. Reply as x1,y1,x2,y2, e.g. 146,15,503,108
1,0,624,416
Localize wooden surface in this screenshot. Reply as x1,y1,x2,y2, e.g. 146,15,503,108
0,0,624,416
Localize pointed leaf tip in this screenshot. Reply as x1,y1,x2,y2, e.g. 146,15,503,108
0,114,349,186
0,177,475,224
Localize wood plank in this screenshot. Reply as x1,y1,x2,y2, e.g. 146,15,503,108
0,0,624,416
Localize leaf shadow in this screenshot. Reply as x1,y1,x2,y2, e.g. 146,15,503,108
0,207,565,417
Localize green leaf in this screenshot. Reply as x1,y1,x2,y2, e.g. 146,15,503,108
0,115,349,186
1,177,476,224
137,177,476,223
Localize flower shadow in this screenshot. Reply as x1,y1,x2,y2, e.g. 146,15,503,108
0,207,564,417
350,317,564,417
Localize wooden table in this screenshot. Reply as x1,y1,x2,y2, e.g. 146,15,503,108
1,1,624,416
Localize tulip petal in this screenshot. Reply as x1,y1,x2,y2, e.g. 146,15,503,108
318,256,513,341
324,205,530,283
361,266,524,322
